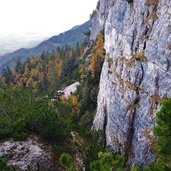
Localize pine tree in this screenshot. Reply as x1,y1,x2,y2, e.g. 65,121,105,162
15,60,24,74
1,67,14,84
153,99,171,163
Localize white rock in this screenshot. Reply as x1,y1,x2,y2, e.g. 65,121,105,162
92,0,171,167
0,136,56,170
63,81,80,99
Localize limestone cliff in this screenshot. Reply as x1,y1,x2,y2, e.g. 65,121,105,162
92,0,171,167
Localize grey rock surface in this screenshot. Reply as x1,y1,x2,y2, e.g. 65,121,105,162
92,0,171,167
0,136,56,170
90,0,112,41
63,81,80,99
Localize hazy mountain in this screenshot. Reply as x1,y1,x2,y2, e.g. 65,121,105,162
0,20,90,71
0,34,50,56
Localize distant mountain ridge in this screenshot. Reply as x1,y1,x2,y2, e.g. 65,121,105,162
0,34,50,56
0,20,90,71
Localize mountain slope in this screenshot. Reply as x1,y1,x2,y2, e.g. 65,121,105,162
0,20,90,71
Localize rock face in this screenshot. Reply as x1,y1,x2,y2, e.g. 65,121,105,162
90,0,112,41
0,136,57,170
92,0,171,167
53,82,80,100
63,81,80,99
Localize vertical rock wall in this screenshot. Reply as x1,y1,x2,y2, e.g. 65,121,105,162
92,0,171,167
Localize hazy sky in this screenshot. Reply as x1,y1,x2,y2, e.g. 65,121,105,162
0,0,98,37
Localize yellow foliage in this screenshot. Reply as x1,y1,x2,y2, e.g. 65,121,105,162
47,61,57,83
60,95,67,103
146,0,158,6
29,57,41,67
30,69,40,80
54,58,63,78
79,63,87,80
168,44,171,50
66,49,73,58
90,55,97,79
79,46,85,57
70,95,78,106
89,32,105,79
26,77,34,88
14,75,23,86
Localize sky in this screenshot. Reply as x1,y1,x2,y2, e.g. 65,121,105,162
0,0,98,55
0,0,98,38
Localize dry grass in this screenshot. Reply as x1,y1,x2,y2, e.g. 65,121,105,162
144,11,158,25
145,0,158,29
125,81,139,91
143,128,157,153
124,57,136,68
134,52,147,63
118,83,124,93
124,52,147,68
146,0,158,6
167,44,171,50
144,17,149,25
144,128,150,139
112,67,123,83
149,95,161,105
150,11,158,20
127,103,140,113
112,65,142,92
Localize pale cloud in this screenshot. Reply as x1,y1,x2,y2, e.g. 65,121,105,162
0,0,98,37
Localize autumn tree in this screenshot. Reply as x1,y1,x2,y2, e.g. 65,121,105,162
79,44,85,57
89,32,105,81
47,60,58,89
54,52,63,79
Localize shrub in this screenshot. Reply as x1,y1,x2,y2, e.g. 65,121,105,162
59,153,78,171
153,99,171,162
0,157,17,171
90,152,125,171
59,153,73,168
131,166,140,171
144,161,170,171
